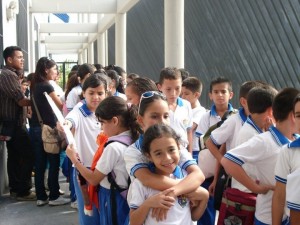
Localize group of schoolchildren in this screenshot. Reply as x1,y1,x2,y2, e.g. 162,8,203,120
38,60,300,225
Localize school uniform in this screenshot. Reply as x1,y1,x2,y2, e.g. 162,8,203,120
96,131,131,225
129,166,196,225
224,126,290,225
66,85,82,111
169,97,193,148
191,102,207,161
66,102,101,167
66,102,101,225
210,107,247,151
286,168,300,211
231,115,263,193
196,103,234,225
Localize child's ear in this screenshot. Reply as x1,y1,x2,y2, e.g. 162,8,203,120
240,97,247,108
112,116,119,125
157,83,162,92
209,92,213,101
194,91,201,99
137,115,145,128
229,91,234,100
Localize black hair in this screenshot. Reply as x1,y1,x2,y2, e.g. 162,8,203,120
93,63,103,71
159,67,182,84
82,73,107,92
65,73,80,100
26,72,34,82
209,76,232,93
247,87,277,114
178,68,190,81
126,77,158,97
77,63,94,81
3,46,22,61
71,64,80,72
96,96,139,141
142,124,181,155
239,81,262,99
138,91,167,116
273,88,300,122
293,94,300,112
127,73,140,81
31,57,56,93
182,76,203,94
106,69,120,88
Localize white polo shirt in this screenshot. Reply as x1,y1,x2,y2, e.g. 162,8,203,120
230,115,263,192
96,131,131,189
124,135,197,181
66,102,101,167
128,167,196,225
286,168,300,211
66,85,82,111
224,126,290,224
169,97,193,148
191,103,206,151
195,103,235,137
196,104,234,178
210,107,247,151
275,138,300,185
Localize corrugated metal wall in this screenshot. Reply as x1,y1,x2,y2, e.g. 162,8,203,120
109,0,300,108
17,0,28,71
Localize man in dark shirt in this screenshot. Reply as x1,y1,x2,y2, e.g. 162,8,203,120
0,46,35,200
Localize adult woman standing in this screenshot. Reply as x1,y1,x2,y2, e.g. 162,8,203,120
29,57,70,206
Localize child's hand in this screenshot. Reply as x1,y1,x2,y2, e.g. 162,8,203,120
208,179,217,196
147,189,175,222
66,144,80,164
56,121,65,133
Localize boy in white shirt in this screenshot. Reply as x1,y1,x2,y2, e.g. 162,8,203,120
158,67,193,153
272,93,300,225
181,77,206,162
195,76,234,225
221,88,300,225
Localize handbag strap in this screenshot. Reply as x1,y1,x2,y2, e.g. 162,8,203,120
31,94,43,126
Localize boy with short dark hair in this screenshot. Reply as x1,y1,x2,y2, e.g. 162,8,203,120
221,87,300,225
181,77,206,161
195,76,234,225
158,67,193,153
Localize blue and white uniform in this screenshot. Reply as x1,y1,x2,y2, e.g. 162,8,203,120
224,126,290,225
96,131,132,225
286,168,300,211
65,102,101,225
129,166,196,225
169,97,193,148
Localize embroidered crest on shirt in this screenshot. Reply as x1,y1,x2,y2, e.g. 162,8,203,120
177,195,188,208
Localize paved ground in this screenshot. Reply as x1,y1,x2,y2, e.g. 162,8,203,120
0,175,78,225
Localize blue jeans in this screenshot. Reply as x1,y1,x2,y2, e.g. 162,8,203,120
73,168,100,225
29,126,60,201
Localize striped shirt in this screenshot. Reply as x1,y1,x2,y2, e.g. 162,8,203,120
0,66,25,126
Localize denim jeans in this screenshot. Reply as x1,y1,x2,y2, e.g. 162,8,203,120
29,126,60,201
6,125,34,196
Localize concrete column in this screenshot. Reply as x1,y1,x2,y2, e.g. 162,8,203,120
164,0,184,68
97,31,107,66
88,42,94,64
82,49,88,63
29,13,35,72
78,52,83,65
115,13,126,70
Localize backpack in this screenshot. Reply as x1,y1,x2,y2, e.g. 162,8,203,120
104,135,132,225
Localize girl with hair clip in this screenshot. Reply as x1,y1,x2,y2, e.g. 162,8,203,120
63,74,108,225
66,96,140,225
129,124,208,225
124,91,206,222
